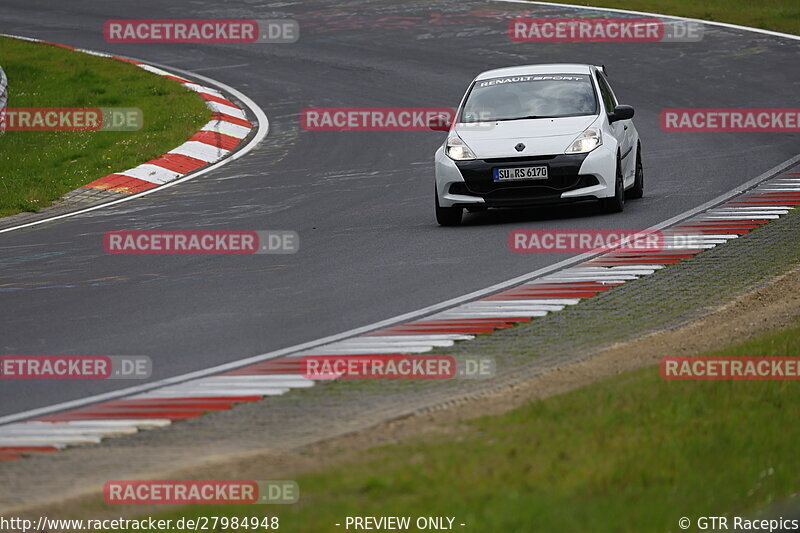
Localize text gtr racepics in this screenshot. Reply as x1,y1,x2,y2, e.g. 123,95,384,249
430,64,643,226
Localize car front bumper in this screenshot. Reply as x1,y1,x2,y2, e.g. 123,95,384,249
434,144,616,208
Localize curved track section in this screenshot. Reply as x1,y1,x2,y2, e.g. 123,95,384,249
0,1,798,427
1,157,799,458
0,37,268,234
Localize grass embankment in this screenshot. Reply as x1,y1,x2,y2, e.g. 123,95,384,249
535,0,800,35
0,36,210,217
150,323,800,532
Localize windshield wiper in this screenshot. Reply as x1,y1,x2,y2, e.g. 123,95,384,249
497,115,555,122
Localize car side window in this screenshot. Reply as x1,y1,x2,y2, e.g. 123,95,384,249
596,73,617,113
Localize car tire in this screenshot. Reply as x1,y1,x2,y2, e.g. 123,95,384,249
435,188,463,226
601,156,625,213
628,143,644,199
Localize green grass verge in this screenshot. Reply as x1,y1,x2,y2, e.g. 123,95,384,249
0,36,210,217
146,322,800,532
529,0,800,35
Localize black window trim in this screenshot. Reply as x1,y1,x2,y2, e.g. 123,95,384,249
595,69,619,114
457,72,601,124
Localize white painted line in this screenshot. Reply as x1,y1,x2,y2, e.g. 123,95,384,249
524,279,621,284
10,420,162,428
540,276,639,282
295,347,435,355
664,241,730,246
185,377,314,387
3,35,43,42
181,82,225,97
432,311,551,318
711,211,792,215
569,266,662,271
162,386,303,396
0,426,139,436
136,389,290,398
339,334,474,342
189,374,312,382
180,383,310,392
178,387,294,395
464,301,565,309
567,268,658,275
521,281,611,285
169,141,229,163
322,343,453,350
0,435,102,445
0,422,137,432
712,205,792,209
201,120,251,139
665,234,739,239
665,244,718,249
75,48,113,57
90,419,172,428
462,305,565,312
549,269,642,275
325,336,458,344
485,298,582,305
318,342,455,351
576,265,669,270
700,215,782,220
708,208,790,213
119,163,182,185
543,272,641,278
138,64,187,79
0,441,67,448
206,101,247,119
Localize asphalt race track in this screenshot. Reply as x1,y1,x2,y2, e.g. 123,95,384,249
0,0,798,417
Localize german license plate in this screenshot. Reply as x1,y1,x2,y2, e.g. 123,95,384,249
493,166,548,182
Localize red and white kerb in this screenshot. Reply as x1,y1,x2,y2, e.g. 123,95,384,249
8,37,253,195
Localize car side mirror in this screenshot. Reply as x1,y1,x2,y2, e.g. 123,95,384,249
428,115,452,132
609,104,634,123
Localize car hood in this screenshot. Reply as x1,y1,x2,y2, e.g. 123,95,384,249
455,115,599,158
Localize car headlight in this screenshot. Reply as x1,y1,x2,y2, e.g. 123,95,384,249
445,133,477,161
565,127,602,154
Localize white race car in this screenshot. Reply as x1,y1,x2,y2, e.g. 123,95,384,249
430,64,642,226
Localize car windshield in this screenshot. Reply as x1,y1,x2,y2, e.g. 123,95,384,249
460,73,598,123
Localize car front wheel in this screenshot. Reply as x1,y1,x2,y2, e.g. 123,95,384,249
435,188,463,226
628,143,644,199
601,156,625,213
